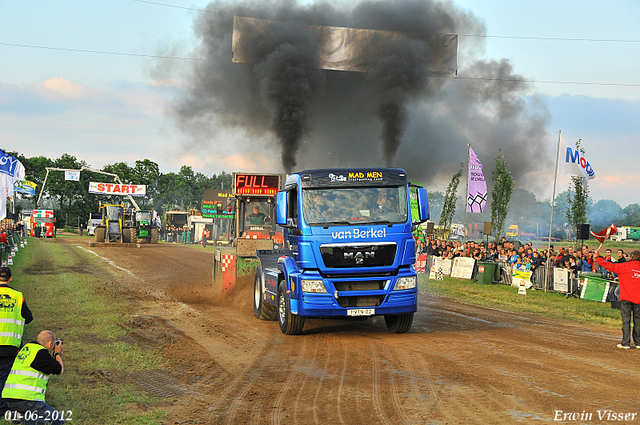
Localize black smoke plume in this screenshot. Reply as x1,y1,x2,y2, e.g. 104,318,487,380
171,0,550,190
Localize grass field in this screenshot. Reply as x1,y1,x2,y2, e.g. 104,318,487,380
419,274,621,327
1,237,167,424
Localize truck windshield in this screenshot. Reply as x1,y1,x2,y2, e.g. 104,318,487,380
105,206,122,221
136,212,151,223
302,186,408,226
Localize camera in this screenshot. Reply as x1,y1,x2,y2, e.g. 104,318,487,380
55,339,63,347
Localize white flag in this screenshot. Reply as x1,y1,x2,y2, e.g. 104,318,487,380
65,170,81,181
558,134,595,181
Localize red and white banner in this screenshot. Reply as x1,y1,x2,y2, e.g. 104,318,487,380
89,182,146,196
415,254,428,273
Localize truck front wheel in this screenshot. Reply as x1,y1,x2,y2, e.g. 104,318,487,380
254,267,276,321
278,280,305,335
384,313,414,333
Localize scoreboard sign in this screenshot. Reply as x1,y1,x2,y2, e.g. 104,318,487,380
232,173,281,196
202,189,233,219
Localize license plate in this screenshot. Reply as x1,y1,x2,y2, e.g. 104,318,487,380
347,308,375,317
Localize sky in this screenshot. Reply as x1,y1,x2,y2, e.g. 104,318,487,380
1,0,639,208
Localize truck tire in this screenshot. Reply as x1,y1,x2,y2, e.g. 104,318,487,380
151,228,159,244
384,313,414,333
95,227,106,243
278,280,305,335
254,267,276,321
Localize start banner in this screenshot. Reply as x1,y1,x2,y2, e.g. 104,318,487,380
89,182,146,196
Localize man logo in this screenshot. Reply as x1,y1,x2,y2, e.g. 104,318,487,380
344,251,375,265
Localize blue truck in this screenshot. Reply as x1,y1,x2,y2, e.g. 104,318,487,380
253,168,430,335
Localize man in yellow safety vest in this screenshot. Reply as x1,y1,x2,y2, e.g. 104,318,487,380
0,267,33,415
2,330,64,424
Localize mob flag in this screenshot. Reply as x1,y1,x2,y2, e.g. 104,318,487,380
467,146,487,213
591,224,618,244
558,133,595,185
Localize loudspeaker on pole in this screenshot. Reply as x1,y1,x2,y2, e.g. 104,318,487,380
426,222,435,235
577,223,590,240
483,222,492,236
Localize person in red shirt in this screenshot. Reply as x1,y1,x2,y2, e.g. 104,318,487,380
595,248,640,349
0,231,8,248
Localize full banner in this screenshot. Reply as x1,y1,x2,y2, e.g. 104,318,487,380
89,182,146,196
232,16,458,76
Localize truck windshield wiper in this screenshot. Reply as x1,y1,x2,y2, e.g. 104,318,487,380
321,221,353,229
369,219,395,226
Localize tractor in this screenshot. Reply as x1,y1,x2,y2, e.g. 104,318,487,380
94,204,130,243
131,210,159,244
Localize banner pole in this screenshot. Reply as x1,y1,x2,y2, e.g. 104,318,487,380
464,144,470,241
546,130,562,292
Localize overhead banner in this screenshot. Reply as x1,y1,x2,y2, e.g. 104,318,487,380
467,146,487,213
65,170,80,181
232,16,458,76
89,182,146,197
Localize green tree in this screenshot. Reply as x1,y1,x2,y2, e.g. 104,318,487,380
133,159,160,208
589,199,623,231
491,149,514,242
427,191,445,223
566,139,590,240
623,204,640,227
439,165,463,240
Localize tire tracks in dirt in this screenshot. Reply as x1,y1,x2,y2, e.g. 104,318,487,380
270,338,308,425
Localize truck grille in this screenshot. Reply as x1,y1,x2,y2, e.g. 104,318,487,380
320,243,396,268
336,295,384,308
333,281,386,291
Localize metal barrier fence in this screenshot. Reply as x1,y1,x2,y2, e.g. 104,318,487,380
421,254,598,295
1,233,25,267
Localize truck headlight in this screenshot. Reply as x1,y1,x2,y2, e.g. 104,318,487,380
301,280,328,293
394,276,416,290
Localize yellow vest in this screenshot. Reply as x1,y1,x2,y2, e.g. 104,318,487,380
2,343,50,401
0,286,25,347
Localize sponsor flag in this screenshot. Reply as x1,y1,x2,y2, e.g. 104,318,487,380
0,150,25,220
590,223,618,244
558,133,595,183
65,170,81,181
467,146,487,213
14,180,37,196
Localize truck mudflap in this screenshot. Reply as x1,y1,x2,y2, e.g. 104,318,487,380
257,249,293,307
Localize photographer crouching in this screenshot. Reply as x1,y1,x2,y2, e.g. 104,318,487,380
2,330,65,424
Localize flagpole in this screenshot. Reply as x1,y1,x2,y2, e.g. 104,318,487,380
546,130,561,292
464,144,470,241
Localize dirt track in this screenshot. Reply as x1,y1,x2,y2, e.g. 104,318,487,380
65,237,639,424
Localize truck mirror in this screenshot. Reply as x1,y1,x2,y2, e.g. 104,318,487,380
416,187,430,222
276,191,288,226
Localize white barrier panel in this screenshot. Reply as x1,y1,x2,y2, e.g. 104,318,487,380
450,257,475,279
512,269,532,289
553,268,569,293
429,257,452,279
